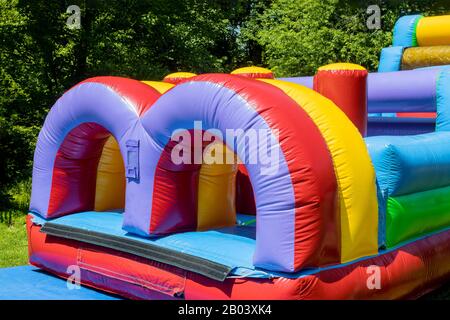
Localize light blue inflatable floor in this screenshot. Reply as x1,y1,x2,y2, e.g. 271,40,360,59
0,266,119,300
31,211,264,278
28,210,450,282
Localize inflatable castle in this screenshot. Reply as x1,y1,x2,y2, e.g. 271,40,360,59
27,14,450,299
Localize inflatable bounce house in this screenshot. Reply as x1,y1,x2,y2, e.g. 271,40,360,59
26,15,450,299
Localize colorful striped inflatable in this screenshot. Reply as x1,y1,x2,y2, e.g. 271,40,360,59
26,16,450,300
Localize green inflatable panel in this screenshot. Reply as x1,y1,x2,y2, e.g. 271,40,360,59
386,185,450,247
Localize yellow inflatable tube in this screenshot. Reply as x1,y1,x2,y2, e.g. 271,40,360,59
231,66,274,78
141,81,174,94
417,15,450,46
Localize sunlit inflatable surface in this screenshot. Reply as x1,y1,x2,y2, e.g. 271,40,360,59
26,14,450,299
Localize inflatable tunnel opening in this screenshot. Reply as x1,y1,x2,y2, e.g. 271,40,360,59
149,130,239,233
49,123,126,215
29,76,162,219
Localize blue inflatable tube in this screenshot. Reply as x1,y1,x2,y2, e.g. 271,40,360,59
378,46,404,72
366,132,450,196
436,69,450,131
392,15,423,47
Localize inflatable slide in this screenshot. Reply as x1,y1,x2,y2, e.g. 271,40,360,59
25,15,450,300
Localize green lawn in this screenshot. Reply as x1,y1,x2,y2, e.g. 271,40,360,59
0,213,28,268
0,180,30,268
0,213,448,299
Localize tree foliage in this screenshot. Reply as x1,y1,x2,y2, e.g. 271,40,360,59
0,0,256,206
240,0,450,76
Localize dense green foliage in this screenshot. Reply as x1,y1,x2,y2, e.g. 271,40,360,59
0,0,449,212
240,0,450,76
0,0,258,210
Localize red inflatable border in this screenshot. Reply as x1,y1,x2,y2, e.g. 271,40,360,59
27,215,450,299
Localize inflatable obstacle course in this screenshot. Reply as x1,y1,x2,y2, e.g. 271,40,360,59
25,14,450,300
379,15,450,71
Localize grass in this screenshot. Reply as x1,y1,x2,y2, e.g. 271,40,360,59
0,179,30,268
0,213,28,268
0,179,449,299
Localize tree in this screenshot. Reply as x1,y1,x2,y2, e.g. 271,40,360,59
0,0,257,208
240,0,450,77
